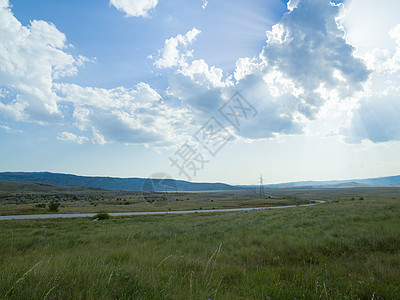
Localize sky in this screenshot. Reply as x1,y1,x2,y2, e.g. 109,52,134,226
0,0,400,185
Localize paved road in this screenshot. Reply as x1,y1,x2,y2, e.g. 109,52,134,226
0,203,320,221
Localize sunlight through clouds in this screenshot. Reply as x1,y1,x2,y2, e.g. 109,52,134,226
154,0,370,141
340,0,400,144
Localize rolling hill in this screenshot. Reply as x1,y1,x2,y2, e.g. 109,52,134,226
239,175,400,189
0,172,242,192
1,172,399,192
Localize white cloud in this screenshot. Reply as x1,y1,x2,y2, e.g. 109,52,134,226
342,22,400,144
56,82,192,146
154,27,201,69
0,2,193,147
157,0,370,141
57,131,89,144
336,1,400,144
179,59,233,88
3,0,398,148
0,88,8,98
234,57,264,82
110,0,158,18
55,82,161,109
342,0,400,56
344,94,400,144
287,0,299,11
261,0,369,119
390,24,400,46
0,124,22,133
155,28,234,120
91,128,107,145
0,1,85,124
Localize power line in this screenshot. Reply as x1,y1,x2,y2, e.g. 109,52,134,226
258,173,265,198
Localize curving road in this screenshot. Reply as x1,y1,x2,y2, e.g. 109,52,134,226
0,203,322,221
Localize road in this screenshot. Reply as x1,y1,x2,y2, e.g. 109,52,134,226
0,203,322,221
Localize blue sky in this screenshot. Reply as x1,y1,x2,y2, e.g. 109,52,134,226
1,0,400,184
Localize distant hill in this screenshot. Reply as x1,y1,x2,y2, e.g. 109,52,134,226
0,172,242,192
0,181,111,193
239,175,400,189
2,172,399,192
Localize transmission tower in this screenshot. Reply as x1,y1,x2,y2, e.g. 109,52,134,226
258,173,265,198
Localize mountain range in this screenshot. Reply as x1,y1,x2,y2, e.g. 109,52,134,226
0,172,399,191
0,172,241,192
240,175,400,189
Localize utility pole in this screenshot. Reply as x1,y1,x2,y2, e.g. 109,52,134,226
258,173,265,198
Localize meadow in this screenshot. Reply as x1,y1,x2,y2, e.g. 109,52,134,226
0,182,312,216
0,187,399,299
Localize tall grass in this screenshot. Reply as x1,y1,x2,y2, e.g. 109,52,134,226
0,195,400,299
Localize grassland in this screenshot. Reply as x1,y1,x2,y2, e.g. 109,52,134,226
0,187,399,299
0,182,312,216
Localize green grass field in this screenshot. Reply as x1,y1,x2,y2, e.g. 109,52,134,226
0,182,312,216
0,188,400,299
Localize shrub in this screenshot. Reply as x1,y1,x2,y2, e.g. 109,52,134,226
91,212,110,220
48,200,60,212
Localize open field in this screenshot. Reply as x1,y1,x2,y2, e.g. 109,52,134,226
0,187,399,299
0,182,315,216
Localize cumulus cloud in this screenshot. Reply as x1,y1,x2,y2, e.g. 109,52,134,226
343,23,400,143
55,82,192,145
0,0,84,124
179,59,233,88
261,0,369,119
92,128,107,145
234,57,263,82
342,0,400,56
287,0,300,11
335,0,400,144
154,28,201,69
154,27,232,91
156,0,369,141
3,0,395,147
344,95,400,143
0,1,191,146
110,0,158,18
57,131,89,144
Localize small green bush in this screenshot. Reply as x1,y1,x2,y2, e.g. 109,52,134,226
91,212,110,220
48,200,60,212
